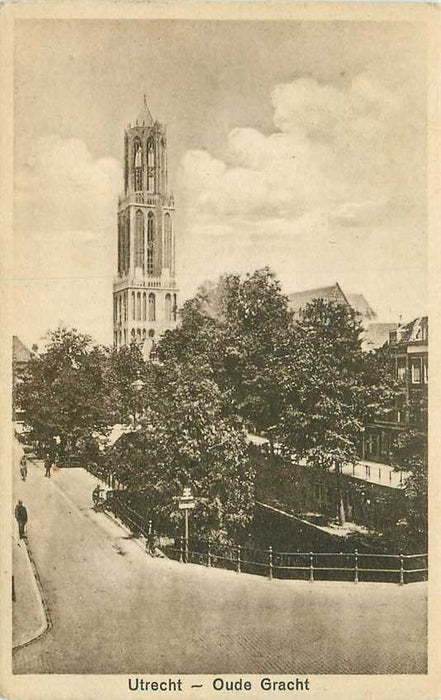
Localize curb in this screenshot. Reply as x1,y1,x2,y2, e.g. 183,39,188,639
12,539,52,651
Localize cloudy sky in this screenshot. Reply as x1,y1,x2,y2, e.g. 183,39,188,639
13,19,427,347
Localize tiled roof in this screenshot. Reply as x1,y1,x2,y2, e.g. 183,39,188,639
395,316,428,343
288,283,349,313
12,336,32,364
346,293,377,321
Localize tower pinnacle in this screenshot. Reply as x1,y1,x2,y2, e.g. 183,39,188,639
136,94,154,126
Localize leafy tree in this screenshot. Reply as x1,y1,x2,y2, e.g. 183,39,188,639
17,326,112,457
390,428,427,551
278,299,395,525
108,359,255,542
158,267,295,449
105,344,147,424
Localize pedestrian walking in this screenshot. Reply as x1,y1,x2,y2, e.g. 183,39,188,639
44,454,52,478
14,500,28,539
19,455,27,481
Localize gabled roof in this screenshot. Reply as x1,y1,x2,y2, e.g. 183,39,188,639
345,293,377,321
395,316,428,344
12,336,32,364
288,283,350,314
135,94,154,127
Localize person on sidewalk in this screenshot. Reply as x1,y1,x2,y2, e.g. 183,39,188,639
14,500,28,539
44,455,52,478
20,455,27,481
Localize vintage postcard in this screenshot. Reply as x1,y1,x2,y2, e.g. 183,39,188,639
0,2,440,700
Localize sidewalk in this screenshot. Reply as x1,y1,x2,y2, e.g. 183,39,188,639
12,536,48,648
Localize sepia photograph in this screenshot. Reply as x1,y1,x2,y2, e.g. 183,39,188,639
1,3,439,699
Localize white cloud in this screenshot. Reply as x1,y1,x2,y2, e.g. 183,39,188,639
14,136,122,344
179,73,426,319
180,72,423,234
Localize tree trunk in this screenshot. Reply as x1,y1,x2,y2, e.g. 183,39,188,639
335,461,346,526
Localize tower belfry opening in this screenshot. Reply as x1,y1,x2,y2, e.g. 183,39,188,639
113,97,178,358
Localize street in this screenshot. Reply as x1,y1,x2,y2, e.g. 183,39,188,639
12,442,427,675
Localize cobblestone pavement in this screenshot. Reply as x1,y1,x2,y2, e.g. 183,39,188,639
12,447,427,675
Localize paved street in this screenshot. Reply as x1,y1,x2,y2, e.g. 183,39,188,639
12,441,427,675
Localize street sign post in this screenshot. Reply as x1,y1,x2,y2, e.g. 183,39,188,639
178,487,195,563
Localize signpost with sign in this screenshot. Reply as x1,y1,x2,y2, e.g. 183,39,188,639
178,487,195,563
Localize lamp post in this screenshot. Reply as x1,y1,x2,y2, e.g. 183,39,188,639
130,378,145,428
178,486,195,563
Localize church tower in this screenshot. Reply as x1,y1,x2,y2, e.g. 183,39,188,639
113,96,178,357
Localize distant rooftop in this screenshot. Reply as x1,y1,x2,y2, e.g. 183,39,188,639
288,283,349,313
12,336,32,364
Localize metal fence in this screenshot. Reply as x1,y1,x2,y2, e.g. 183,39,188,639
99,490,427,585
161,538,427,585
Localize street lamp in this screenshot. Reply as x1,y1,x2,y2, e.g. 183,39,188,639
178,486,195,563
130,378,145,428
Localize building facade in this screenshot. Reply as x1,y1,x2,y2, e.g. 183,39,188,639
363,316,428,464
113,97,178,357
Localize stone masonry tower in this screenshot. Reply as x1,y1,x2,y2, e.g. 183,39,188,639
113,96,178,358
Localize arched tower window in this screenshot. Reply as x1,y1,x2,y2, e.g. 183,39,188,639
165,293,172,322
134,210,145,270
124,212,130,274
164,214,172,271
148,293,156,321
147,138,154,192
136,292,141,321
118,296,122,322
147,212,155,276
117,218,122,274
142,292,147,321
134,140,143,191
173,294,177,322
132,292,136,321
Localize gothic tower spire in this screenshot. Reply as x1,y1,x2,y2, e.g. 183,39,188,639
113,99,178,358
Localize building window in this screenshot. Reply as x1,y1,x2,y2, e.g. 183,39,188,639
124,292,128,321
134,210,145,270
148,329,155,338
164,214,172,270
142,292,147,321
173,294,177,321
148,293,156,321
113,297,117,322
123,212,130,273
132,292,136,321
118,296,122,322
136,292,141,321
117,219,122,274
380,430,389,456
423,359,428,384
142,329,146,340
147,138,154,192
411,360,422,384
124,329,127,346
134,141,142,191
397,362,406,382
147,213,155,276
165,293,172,322
137,329,142,342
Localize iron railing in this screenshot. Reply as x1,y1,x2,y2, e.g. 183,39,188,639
160,538,427,585
95,485,427,585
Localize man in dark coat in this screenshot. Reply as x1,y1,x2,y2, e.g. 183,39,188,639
14,500,28,539
44,455,52,478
